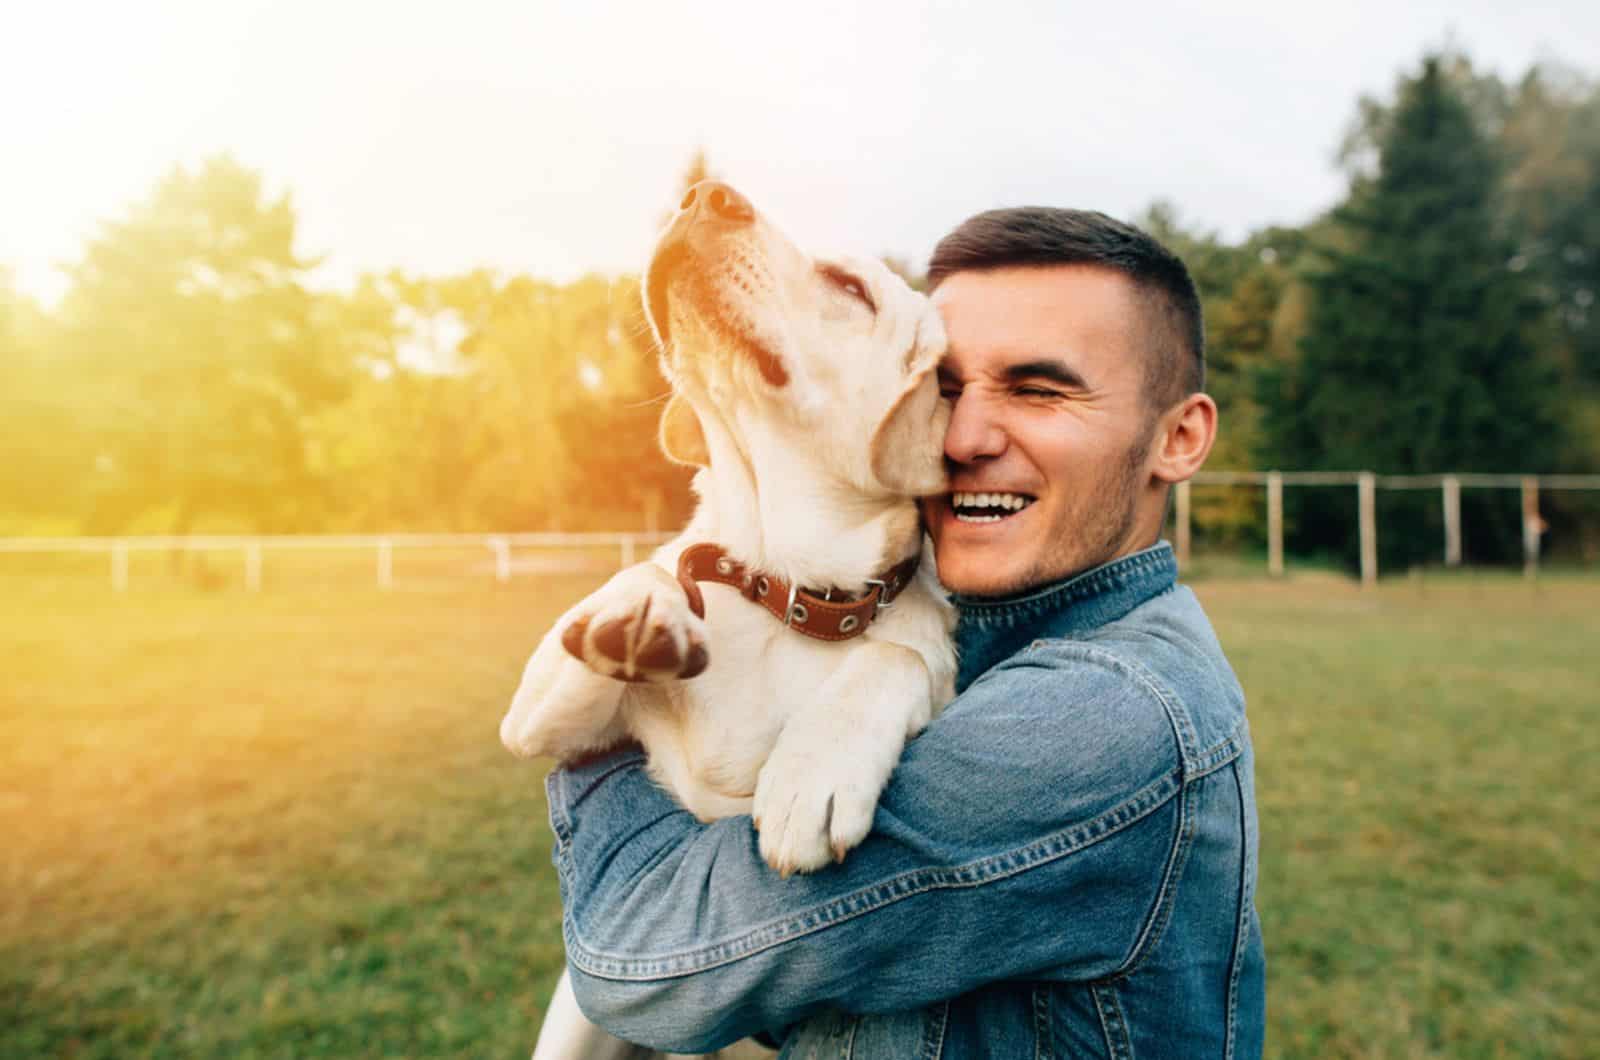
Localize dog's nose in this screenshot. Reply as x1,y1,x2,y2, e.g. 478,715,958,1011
678,181,754,225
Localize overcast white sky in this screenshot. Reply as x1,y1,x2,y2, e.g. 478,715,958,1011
4,0,1598,303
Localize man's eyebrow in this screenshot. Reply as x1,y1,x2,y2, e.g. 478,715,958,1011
1003,359,1090,390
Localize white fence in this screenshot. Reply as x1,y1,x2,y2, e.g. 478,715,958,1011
1177,471,1600,586
3,471,1599,591
0,531,674,592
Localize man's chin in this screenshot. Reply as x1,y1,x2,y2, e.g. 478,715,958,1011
933,554,1033,599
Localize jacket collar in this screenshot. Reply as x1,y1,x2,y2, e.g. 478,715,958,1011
951,542,1178,693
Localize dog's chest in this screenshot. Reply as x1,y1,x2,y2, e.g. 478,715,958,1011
626,590,863,821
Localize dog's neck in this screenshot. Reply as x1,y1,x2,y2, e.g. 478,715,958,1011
682,398,923,593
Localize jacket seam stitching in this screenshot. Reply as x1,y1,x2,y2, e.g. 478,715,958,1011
1115,765,1198,977
1224,759,1253,1060
920,1000,947,1060
563,771,1182,979
1091,983,1132,1060
546,768,572,847
1032,985,1053,1060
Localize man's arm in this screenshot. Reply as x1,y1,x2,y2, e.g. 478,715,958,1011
549,643,1194,1053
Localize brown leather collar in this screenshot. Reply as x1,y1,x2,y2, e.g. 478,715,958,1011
675,543,919,642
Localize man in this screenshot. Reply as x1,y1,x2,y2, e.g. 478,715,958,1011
542,208,1265,1058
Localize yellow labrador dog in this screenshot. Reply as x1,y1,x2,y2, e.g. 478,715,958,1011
500,182,956,1060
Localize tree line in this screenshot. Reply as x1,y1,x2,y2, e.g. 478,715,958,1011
3,54,1598,569
1147,53,1598,568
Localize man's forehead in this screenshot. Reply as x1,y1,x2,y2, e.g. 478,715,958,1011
931,265,1140,376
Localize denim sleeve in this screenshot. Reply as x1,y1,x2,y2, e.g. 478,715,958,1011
548,644,1187,1054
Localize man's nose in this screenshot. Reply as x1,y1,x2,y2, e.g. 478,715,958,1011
677,181,755,226
943,390,1007,465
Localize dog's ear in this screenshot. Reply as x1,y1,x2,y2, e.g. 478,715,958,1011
870,371,949,496
659,393,710,467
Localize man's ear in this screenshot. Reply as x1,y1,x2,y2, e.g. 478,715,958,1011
658,393,709,467
870,370,949,497
1149,393,1219,484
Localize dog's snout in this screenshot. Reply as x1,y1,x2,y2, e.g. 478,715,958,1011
679,181,755,225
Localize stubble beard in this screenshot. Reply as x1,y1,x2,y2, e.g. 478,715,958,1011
1011,431,1153,595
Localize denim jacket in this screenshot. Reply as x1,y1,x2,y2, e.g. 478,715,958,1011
546,543,1265,1058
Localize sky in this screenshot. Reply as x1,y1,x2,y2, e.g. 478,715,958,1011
4,0,1598,304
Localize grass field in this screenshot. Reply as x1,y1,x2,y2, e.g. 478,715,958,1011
2,556,1597,1058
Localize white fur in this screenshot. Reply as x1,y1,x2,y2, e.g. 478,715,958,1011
505,186,956,1060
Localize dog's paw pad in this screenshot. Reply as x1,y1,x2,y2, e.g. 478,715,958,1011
561,577,707,682
560,615,591,659
589,612,638,664
632,620,674,669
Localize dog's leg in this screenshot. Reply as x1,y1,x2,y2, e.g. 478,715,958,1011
531,968,661,1060
501,562,708,760
751,642,934,876
533,969,771,1059
500,621,631,760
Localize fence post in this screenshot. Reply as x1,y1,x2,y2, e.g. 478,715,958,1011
1267,472,1284,578
620,534,636,570
1358,472,1377,589
245,541,262,592
377,538,393,590
111,542,129,592
1175,481,1191,569
490,536,511,583
1522,476,1542,580
1443,475,1462,567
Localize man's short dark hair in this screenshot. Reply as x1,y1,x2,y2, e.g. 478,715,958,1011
927,207,1204,410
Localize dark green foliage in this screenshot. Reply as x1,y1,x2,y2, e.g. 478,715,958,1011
1499,68,1600,388
1261,57,1567,570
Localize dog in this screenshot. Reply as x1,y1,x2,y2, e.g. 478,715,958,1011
500,181,957,1059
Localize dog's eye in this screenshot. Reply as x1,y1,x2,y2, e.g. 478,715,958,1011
819,265,876,313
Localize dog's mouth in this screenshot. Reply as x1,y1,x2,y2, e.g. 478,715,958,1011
949,490,1037,524
646,244,788,387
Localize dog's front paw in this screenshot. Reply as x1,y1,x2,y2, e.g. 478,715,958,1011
560,566,708,682
752,727,883,877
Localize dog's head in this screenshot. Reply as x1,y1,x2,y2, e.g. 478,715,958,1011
644,181,948,499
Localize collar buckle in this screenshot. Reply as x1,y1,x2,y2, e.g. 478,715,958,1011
864,578,893,615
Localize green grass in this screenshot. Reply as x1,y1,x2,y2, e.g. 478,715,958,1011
2,561,1597,1058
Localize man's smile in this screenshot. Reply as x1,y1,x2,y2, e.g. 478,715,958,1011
948,490,1038,524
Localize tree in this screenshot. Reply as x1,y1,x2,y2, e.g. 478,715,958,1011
1262,56,1565,569
52,157,351,533
1496,67,1600,489
0,271,84,531
1136,206,1312,545
1337,58,1600,454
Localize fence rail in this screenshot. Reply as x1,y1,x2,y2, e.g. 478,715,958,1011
1181,470,1600,586
3,471,1599,590
0,531,675,592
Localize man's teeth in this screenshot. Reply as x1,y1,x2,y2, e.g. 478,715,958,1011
952,491,1032,511
951,491,1034,522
